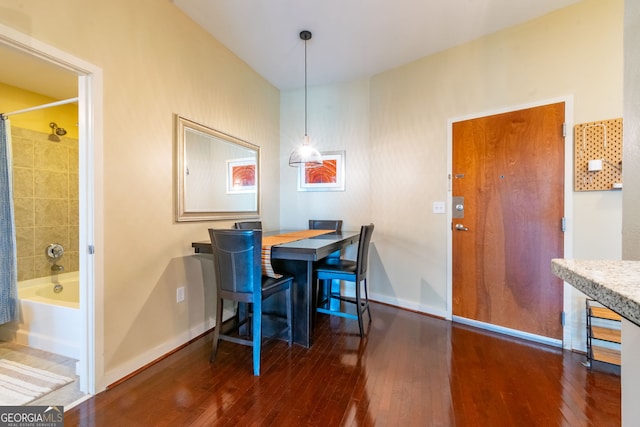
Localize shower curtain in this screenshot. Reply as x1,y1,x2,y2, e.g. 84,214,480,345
0,116,18,324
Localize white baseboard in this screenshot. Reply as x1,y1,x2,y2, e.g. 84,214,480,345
452,315,563,348
17,330,80,359
369,293,562,348
0,325,80,359
64,393,93,411
369,292,448,319
100,308,235,390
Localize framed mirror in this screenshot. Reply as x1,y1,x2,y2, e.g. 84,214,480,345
175,115,260,221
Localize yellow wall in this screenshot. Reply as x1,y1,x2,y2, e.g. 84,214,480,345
0,83,78,138
0,0,280,387
1,84,80,281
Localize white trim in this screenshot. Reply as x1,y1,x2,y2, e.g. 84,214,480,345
561,97,575,350
0,23,105,393
102,321,213,389
446,96,574,348
64,394,93,411
452,315,563,348
101,313,234,388
369,293,448,319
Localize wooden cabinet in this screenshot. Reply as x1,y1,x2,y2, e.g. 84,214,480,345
585,299,621,368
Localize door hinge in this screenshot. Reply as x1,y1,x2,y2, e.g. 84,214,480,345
561,217,566,233
561,311,566,326
562,123,567,137
88,245,95,254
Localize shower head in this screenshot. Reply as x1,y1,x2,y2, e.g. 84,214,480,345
48,122,67,141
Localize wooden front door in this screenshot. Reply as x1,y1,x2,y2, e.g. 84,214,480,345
452,103,565,340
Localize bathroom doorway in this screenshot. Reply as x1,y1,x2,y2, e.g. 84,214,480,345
0,27,104,395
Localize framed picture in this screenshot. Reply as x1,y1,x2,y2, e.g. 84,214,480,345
298,151,345,192
227,158,257,193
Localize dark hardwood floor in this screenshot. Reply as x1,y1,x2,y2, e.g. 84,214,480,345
65,302,620,426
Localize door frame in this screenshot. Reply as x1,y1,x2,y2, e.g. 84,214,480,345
446,96,574,349
0,23,105,393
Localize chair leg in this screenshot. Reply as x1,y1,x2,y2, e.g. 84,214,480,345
286,286,293,346
317,275,369,337
210,297,224,362
329,279,340,311
317,278,329,308
355,279,364,337
252,301,262,376
313,277,322,327
316,278,338,316
363,278,372,321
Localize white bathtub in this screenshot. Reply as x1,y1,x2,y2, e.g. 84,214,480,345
0,272,81,359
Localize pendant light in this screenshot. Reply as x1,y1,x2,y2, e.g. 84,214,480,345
289,30,323,168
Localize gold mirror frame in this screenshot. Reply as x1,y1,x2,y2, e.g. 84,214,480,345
175,114,260,221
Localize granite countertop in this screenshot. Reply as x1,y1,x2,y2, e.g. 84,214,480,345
552,259,640,326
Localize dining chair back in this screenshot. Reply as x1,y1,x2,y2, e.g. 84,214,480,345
310,219,344,313
234,221,262,230
208,228,292,375
315,223,374,337
308,219,343,232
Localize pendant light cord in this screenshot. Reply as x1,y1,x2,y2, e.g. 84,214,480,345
289,30,321,167
304,36,308,138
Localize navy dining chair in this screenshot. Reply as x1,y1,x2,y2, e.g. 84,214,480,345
308,219,342,232
315,223,374,337
310,219,343,312
234,221,262,230
208,228,292,375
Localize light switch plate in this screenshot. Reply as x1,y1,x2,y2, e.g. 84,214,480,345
433,201,446,214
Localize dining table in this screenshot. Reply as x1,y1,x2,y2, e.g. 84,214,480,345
192,229,360,348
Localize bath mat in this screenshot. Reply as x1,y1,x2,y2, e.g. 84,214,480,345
0,359,73,405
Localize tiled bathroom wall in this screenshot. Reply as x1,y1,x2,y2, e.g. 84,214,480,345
11,126,79,281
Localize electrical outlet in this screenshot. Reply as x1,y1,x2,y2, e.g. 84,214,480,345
176,286,185,303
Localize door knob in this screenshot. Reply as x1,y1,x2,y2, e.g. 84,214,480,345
455,224,469,231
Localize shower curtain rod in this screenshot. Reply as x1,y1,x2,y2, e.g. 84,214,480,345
1,97,79,118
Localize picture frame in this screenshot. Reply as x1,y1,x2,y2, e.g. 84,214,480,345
297,151,345,192
227,158,257,194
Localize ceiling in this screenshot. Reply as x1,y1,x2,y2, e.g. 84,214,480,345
172,0,582,90
0,0,582,101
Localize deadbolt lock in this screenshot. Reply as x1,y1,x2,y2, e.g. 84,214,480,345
452,196,464,219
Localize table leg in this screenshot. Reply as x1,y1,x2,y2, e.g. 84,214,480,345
272,258,314,348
